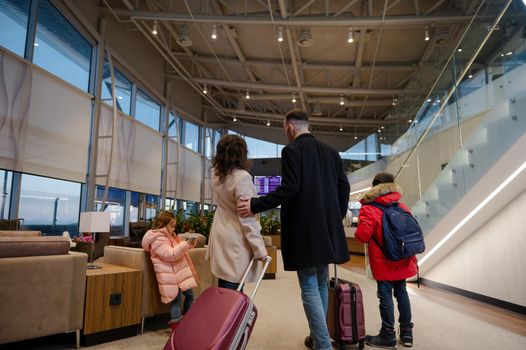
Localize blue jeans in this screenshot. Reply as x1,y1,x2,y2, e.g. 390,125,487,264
377,280,413,331
218,278,243,292
170,289,195,322
297,266,331,350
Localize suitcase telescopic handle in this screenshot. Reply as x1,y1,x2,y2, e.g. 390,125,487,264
237,256,272,300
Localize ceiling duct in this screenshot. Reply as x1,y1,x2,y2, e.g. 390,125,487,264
176,24,192,47
312,104,322,116
433,29,450,46
298,28,314,47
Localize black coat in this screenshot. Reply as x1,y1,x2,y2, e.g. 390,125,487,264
251,134,350,271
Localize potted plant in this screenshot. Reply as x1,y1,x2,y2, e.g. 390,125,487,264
260,212,281,249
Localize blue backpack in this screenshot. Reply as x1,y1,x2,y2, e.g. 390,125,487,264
366,202,425,261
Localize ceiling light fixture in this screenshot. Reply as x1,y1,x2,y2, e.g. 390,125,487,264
354,136,358,140
427,98,432,102
340,96,345,106
408,119,413,123
468,72,473,79
292,93,297,103
152,21,158,35
233,116,237,122
266,120,271,126
298,28,313,47
245,89,250,99
347,27,354,43
457,47,463,52
211,24,218,40
202,85,208,94
506,51,513,56
277,27,284,42
339,125,343,132
392,97,397,106
425,27,430,41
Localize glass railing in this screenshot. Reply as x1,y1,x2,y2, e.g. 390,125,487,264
351,0,526,236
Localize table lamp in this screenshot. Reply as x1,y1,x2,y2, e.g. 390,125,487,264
79,211,110,270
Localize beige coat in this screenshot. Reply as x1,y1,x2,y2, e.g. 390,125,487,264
142,228,199,303
206,169,267,283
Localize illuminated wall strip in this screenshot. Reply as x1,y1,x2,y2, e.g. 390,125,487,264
350,187,372,196
419,160,526,266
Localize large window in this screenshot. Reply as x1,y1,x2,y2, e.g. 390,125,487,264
245,136,283,159
101,62,132,115
184,121,200,152
135,89,161,131
204,128,214,159
18,174,81,236
145,194,158,220
95,186,125,236
33,0,92,91
0,170,12,220
0,0,30,57
130,191,139,223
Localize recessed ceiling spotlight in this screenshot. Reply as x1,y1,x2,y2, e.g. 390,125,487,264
347,27,354,43
211,24,218,40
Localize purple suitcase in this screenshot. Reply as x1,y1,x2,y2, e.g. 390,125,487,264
327,265,366,349
164,257,271,350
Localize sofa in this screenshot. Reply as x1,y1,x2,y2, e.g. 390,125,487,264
0,234,87,348
103,243,216,332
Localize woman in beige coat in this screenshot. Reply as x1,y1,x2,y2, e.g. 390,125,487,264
206,135,267,290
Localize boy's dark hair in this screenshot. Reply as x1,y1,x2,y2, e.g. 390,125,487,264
285,109,309,122
372,172,395,187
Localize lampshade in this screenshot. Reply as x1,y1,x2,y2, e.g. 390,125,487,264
79,212,111,233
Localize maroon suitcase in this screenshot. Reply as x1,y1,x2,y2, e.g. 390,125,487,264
164,257,271,350
327,265,366,349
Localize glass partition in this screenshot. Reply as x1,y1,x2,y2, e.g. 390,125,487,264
354,0,526,240
0,169,13,220
135,89,161,131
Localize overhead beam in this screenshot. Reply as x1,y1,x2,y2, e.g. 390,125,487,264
104,8,472,28
170,53,417,72
218,108,394,125
184,77,410,95
218,92,393,106
333,0,360,17
292,0,317,17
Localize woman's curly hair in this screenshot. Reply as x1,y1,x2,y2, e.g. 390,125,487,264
212,135,249,182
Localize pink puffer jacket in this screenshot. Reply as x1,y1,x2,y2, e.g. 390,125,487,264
142,228,199,303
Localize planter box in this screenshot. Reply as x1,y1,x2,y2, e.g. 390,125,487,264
270,235,281,249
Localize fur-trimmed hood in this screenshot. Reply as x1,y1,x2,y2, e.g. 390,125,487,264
361,183,403,203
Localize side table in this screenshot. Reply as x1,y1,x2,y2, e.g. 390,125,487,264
83,262,142,345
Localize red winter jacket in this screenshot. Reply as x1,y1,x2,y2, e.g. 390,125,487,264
354,183,418,281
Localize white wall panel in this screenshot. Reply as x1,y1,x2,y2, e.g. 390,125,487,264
426,189,526,307
176,147,202,202
0,50,91,182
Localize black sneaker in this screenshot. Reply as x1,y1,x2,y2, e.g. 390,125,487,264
365,328,397,349
304,335,314,349
399,327,413,347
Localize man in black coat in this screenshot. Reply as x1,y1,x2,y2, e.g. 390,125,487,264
238,109,350,350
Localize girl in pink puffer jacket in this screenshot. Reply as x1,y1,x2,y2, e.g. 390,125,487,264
142,211,199,331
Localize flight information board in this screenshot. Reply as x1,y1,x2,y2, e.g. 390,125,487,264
254,176,282,195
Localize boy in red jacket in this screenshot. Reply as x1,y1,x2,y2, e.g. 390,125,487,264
355,173,418,348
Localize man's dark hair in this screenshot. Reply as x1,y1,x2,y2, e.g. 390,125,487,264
285,109,309,122
372,172,395,187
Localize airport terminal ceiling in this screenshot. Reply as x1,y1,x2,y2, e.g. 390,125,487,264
100,0,514,151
